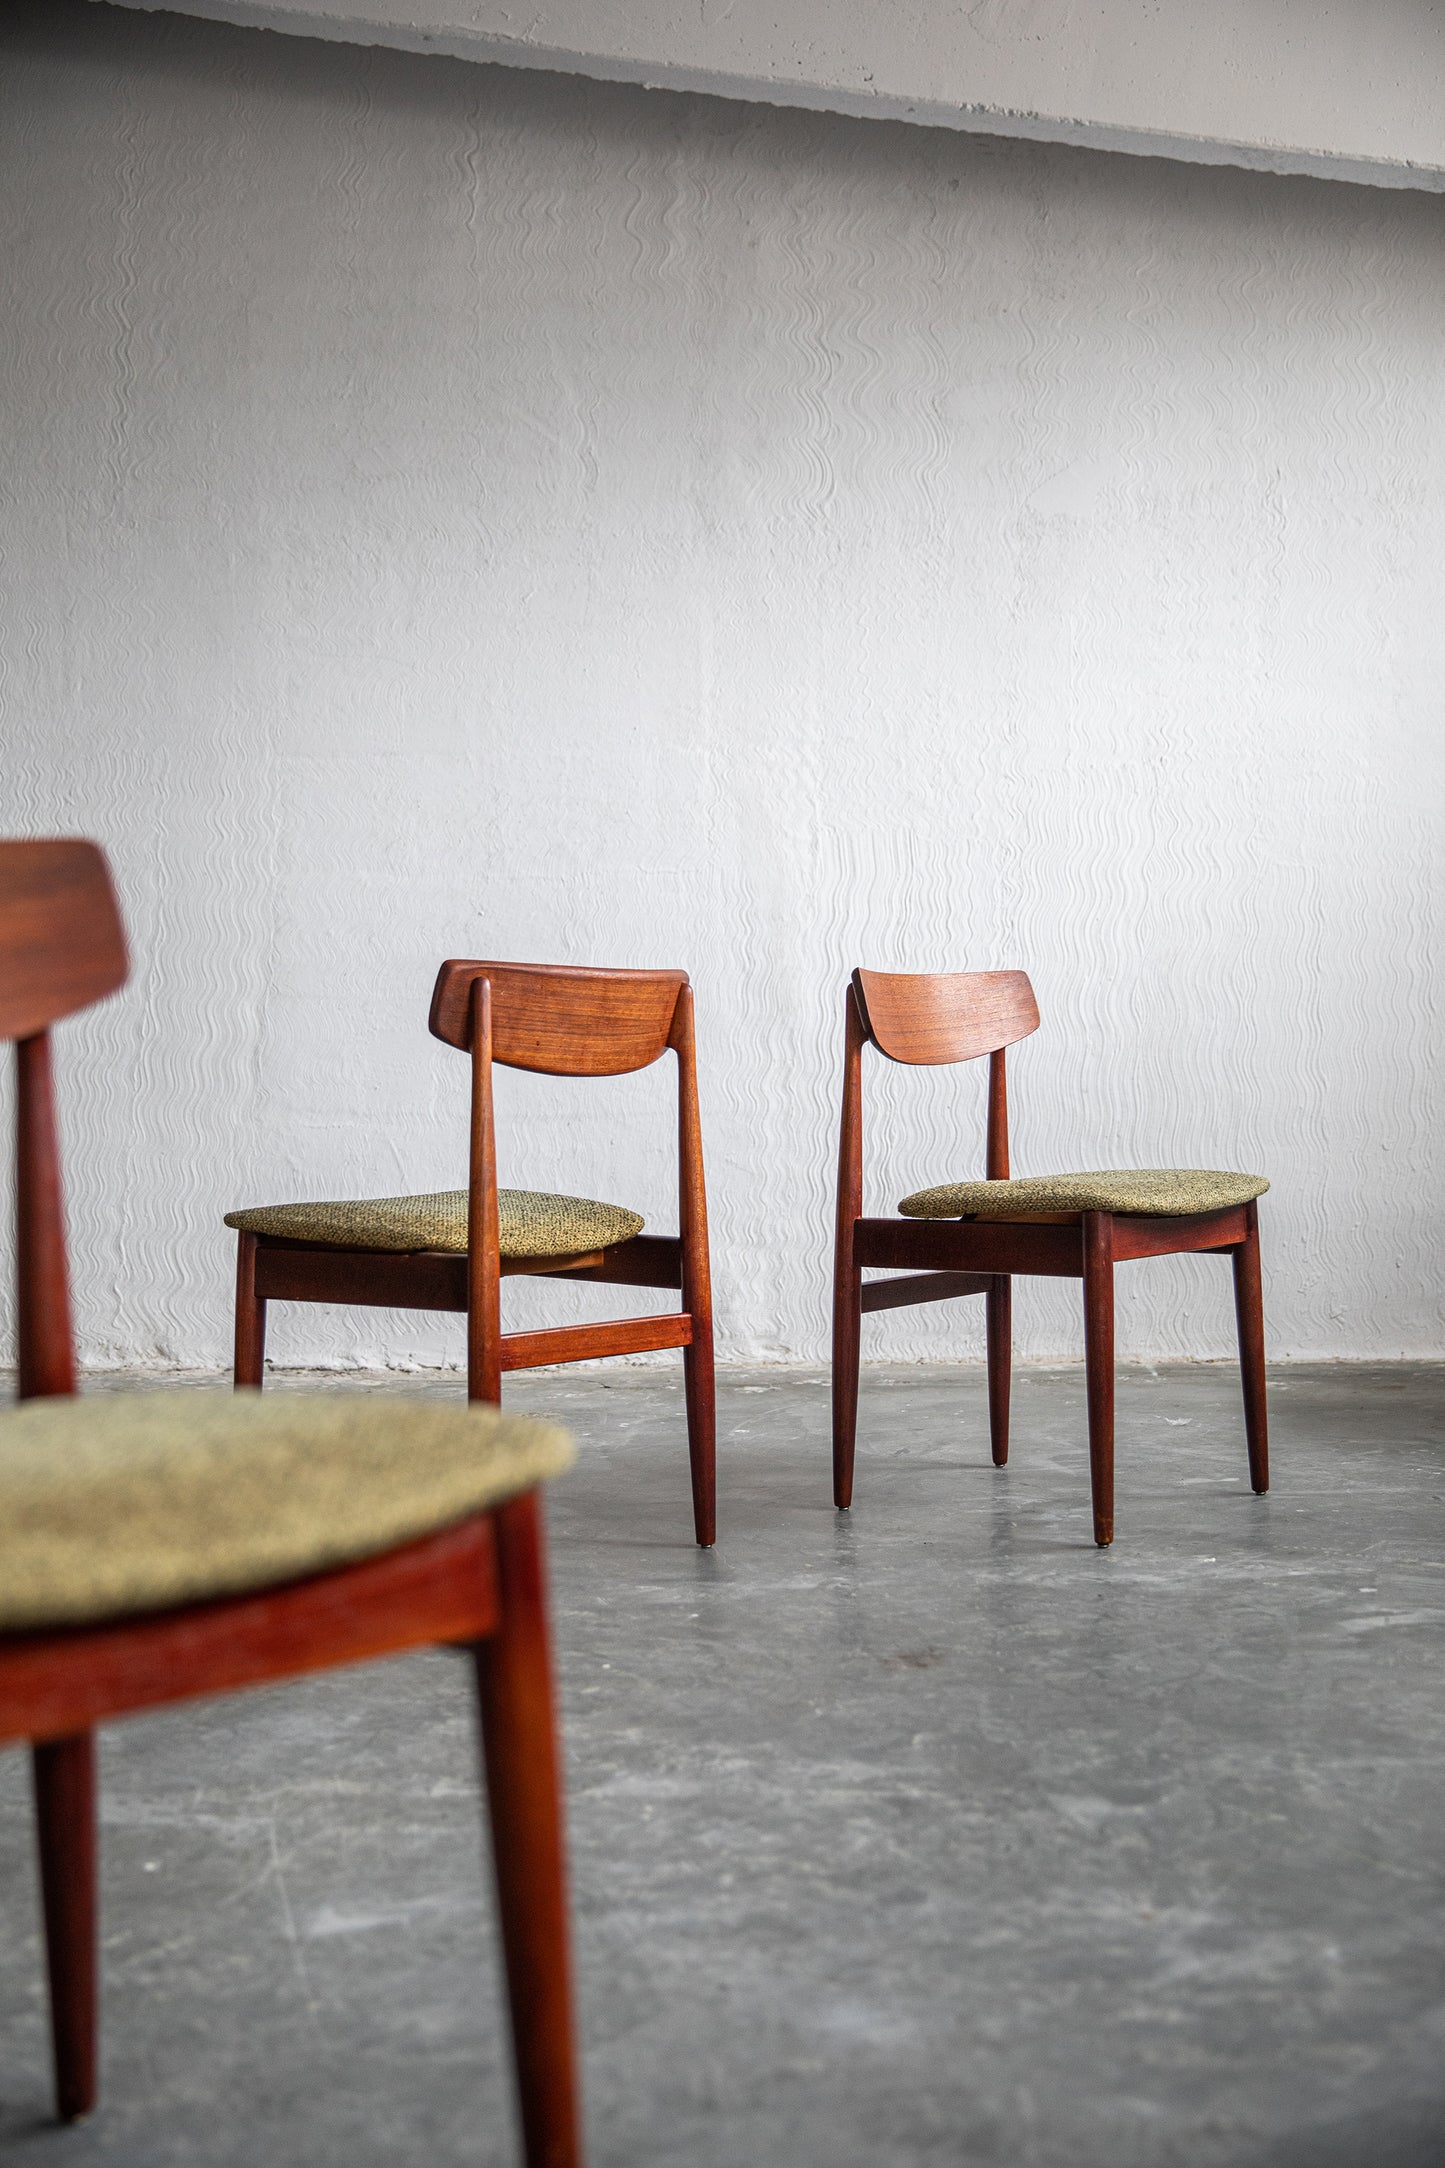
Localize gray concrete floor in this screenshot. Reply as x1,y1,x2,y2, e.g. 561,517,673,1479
1,1362,1443,2166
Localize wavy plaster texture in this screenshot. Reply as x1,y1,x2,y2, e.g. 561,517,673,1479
3,1,1443,1369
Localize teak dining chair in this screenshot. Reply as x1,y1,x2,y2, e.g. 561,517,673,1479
0,841,583,2168
227,961,717,1545
832,967,1270,1546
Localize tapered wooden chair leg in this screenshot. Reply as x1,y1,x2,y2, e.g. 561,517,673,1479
233,1231,266,1389
473,1494,582,2168
1082,1213,1115,1547
32,1732,98,2125
1233,1200,1269,1494
832,1262,862,1510
986,1276,1011,1467
682,1328,716,1548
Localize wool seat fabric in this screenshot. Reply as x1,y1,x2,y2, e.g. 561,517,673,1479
898,1168,1269,1220
225,1187,644,1258
0,1391,574,1632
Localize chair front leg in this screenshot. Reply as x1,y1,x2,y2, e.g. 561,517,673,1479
473,1494,582,2168
1081,1212,1115,1546
233,1231,266,1389
986,1276,1011,1466
32,1730,98,2123
831,1235,862,1510
1232,1199,1269,1494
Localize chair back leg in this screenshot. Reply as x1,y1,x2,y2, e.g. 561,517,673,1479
681,1330,716,1548
986,1276,1012,1467
32,1731,98,2123
1232,1200,1270,1493
1082,1212,1116,1547
472,1493,582,2168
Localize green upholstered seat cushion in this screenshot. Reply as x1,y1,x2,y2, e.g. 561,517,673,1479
225,1188,644,1258
0,1391,573,1632
898,1169,1269,1220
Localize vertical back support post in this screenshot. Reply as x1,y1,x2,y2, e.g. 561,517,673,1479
985,1049,1009,1182
16,1033,77,1402
467,976,503,1404
832,983,867,1507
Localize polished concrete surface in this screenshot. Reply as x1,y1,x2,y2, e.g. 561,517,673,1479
1,1362,1442,2166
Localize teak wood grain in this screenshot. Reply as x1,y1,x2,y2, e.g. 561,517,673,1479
235,961,716,1547
0,841,127,1043
246,1234,686,1318
31,1734,95,2124
0,1517,500,1747
1082,1211,1116,1546
3,840,583,2166
853,965,1040,1066
832,964,1269,1546
1109,1207,1248,1260
538,1235,682,1289
671,982,716,1546
858,1271,992,1314
430,958,686,1074
17,1033,78,1401
499,1314,692,1371
854,1216,1086,1277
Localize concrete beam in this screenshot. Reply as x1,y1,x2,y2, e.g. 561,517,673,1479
102,0,1445,192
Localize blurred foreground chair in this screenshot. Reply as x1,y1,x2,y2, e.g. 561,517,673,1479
832,967,1269,1545
0,841,583,2166
227,961,716,1545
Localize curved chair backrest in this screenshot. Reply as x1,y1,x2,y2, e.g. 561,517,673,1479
429,960,688,1075
0,841,128,1044
2,839,129,1400
853,967,1039,1066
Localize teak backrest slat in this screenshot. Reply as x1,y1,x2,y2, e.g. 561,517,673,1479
2,840,129,1404
430,960,687,1075
0,843,128,1044
853,967,1039,1067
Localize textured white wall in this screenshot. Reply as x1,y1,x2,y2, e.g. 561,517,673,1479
4,2,1444,1371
